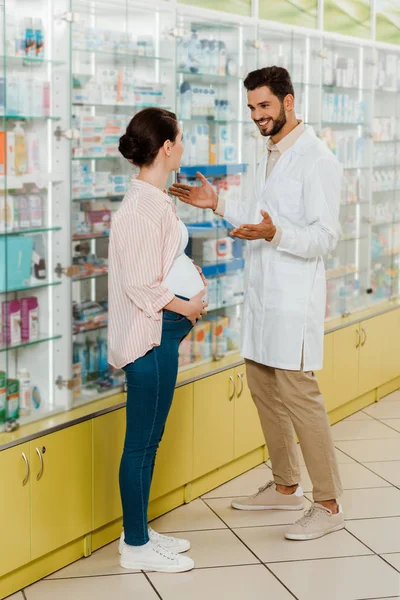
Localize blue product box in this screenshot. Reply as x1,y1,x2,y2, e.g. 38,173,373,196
0,236,33,292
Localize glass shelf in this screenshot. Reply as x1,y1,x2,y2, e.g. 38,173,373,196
72,155,122,161
202,258,245,278
0,334,62,354
72,48,172,63
0,226,61,237
72,195,124,203
179,117,252,125
72,233,110,241
73,272,108,282
73,322,108,335
0,115,61,121
0,55,65,66
0,281,61,295
72,102,171,111
177,70,243,81
322,121,366,127
180,164,248,177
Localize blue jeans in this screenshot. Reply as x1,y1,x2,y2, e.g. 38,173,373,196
120,308,192,546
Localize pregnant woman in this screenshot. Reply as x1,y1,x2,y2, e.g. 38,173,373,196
108,107,207,573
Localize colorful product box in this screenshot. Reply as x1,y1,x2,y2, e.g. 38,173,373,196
192,321,212,362
210,316,229,357
6,379,19,421
2,300,21,346
21,296,39,341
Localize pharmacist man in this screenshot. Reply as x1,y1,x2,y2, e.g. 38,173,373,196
169,66,344,541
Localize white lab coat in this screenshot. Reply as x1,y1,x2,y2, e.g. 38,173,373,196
224,126,342,371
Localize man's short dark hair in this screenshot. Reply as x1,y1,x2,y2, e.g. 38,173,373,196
244,66,295,102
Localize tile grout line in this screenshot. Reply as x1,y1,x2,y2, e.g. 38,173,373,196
200,497,300,600
142,572,163,599
22,591,28,600
345,527,400,578
203,485,392,501
332,443,400,490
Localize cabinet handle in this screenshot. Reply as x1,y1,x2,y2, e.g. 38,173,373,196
237,373,244,398
228,376,235,401
361,327,367,347
356,329,361,348
36,447,44,481
22,452,30,486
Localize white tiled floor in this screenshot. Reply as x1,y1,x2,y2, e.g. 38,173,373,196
14,391,400,600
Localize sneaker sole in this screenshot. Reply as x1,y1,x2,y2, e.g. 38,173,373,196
119,541,191,554
284,522,345,541
231,502,305,511
120,560,194,573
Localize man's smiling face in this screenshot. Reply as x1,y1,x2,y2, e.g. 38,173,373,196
247,86,287,138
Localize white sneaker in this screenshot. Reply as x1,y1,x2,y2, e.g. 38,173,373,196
120,540,194,573
119,527,191,554
231,481,304,511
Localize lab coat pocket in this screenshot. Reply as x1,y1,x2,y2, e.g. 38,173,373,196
275,179,304,221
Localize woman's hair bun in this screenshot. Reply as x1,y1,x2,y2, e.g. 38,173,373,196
119,108,178,168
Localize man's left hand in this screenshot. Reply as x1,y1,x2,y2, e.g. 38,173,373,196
231,210,276,242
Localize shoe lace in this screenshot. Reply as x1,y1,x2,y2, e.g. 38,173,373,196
294,504,327,529
251,480,275,498
149,528,174,543
153,543,177,561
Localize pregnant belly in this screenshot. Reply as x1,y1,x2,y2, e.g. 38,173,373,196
164,254,205,299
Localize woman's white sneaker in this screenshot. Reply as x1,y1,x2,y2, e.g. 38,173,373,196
120,540,194,573
118,527,191,554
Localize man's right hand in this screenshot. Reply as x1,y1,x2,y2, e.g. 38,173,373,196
169,172,218,211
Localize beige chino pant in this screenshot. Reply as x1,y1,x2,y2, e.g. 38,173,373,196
245,358,343,502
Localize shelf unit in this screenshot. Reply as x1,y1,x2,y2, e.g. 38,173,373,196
1,0,400,429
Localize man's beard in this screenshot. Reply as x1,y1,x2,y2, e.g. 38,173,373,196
259,103,287,137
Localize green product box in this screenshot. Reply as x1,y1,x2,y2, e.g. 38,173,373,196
6,379,20,421
0,371,6,424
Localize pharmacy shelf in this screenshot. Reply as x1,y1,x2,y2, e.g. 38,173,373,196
72,155,122,161
73,272,108,282
322,121,366,127
0,334,62,354
73,322,108,335
177,70,242,81
179,117,252,125
207,298,244,312
0,114,61,121
72,102,171,111
180,164,248,177
72,195,124,203
0,226,61,237
323,85,373,93
72,233,110,241
0,281,61,295
372,220,400,227
72,48,172,62
0,55,65,66
0,174,63,189
202,258,245,278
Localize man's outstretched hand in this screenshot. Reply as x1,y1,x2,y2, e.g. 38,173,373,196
169,172,218,210
231,210,276,241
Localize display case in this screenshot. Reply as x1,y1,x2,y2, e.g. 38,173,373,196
1,1,400,430
0,0,71,429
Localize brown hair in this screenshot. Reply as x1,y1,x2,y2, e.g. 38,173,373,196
119,107,179,167
244,66,295,101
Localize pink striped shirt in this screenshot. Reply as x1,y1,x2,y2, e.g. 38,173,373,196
108,177,181,368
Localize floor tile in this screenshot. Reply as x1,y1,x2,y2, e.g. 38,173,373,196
202,466,272,499
346,517,400,554
149,564,294,600
382,554,400,573
381,390,400,403
204,496,311,528
364,399,400,420
340,488,400,519
335,439,400,462
331,419,400,441
234,526,371,563
172,529,259,568
300,462,391,493
5,594,24,599
150,498,226,533
25,574,158,600
45,540,136,579
366,461,400,486
344,411,375,421
381,420,400,434
270,555,400,600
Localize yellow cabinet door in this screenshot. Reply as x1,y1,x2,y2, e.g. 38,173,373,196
193,370,235,479
333,324,360,404
0,443,31,576
316,333,336,411
151,384,194,501
93,408,126,530
358,315,386,396
233,366,265,459
381,309,400,384
31,421,92,560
